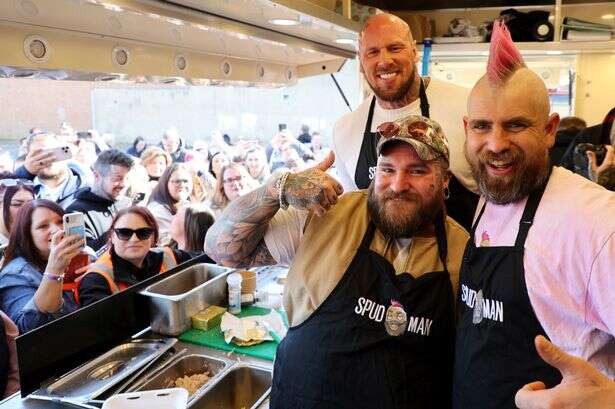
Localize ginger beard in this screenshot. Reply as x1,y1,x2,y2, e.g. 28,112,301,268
465,142,550,205
367,175,445,239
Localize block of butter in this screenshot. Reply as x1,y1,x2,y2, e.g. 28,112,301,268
192,305,227,331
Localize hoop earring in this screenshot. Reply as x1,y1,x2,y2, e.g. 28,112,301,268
444,187,450,200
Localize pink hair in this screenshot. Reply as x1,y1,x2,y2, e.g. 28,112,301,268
487,20,526,84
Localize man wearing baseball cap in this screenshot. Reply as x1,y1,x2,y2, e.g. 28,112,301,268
205,115,469,409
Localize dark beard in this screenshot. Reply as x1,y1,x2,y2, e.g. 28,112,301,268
466,146,550,204
369,75,414,102
367,184,443,239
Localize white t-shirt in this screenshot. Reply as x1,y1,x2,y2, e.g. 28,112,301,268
332,78,476,194
472,167,615,377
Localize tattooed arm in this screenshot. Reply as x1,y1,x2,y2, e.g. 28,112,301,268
204,151,343,268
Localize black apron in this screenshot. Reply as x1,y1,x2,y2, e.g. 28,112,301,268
270,215,455,409
353,80,478,231
453,176,562,409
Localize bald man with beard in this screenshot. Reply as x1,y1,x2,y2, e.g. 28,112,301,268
333,13,479,230
453,22,615,409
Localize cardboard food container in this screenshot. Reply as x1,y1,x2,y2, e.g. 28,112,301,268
102,388,188,409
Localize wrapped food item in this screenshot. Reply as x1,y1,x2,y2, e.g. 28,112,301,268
191,305,226,331
220,310,287,346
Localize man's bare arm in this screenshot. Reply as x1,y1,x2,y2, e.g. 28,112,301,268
204,151,343,268
204,180,279,268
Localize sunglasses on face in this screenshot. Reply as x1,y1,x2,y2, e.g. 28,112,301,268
113,227,154,241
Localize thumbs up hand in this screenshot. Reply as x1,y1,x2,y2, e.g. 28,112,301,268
283,151,344,216
514,335,615,409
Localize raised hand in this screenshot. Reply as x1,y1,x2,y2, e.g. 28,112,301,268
45,230,85,276
515,335,615,409
283,151,344,216
587,145,614,183
24,148,56,175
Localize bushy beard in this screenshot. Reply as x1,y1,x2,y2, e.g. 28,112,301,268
367,183,443,239
465,145,550,204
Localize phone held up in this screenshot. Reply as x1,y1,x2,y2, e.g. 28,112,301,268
44,145,72,161
63,212,88,283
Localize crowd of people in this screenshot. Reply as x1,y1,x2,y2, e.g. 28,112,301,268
0,12,613,409
0,122,326,397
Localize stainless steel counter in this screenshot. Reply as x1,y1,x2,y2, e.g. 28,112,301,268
0,340,273,409
1,264,286,409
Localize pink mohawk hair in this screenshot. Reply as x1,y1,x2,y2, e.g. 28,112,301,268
487,20,526,84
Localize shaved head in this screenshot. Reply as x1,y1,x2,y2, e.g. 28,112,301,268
469,68,552,126
358,13,419,109
359,14,414,50
464,68,559,204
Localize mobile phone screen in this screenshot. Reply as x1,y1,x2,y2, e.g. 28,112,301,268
66,224,85,242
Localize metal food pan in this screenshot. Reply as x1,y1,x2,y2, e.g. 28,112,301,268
141,263,230,336
136,354,228,400
190,365,272,409
32,338,177,402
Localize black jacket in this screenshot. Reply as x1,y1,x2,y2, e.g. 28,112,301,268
550,129,579,167
65,188,128,251
77,247,192,307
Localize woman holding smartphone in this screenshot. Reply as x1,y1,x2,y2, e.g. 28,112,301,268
76,207,191,307
0,200,82,333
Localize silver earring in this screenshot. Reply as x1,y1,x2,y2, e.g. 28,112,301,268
444,187,450,200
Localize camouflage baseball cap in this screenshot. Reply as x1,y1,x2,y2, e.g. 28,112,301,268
376,115,449,163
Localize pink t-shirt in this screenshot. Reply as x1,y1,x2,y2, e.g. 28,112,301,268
473,167,615,377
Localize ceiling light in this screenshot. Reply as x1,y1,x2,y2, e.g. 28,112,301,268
335,38,355,45
601,14,615,19
269,18,300,26
546,50,563,55
101,3,123,12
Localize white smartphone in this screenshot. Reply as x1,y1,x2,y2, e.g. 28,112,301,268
45,145,72,161
63,212,85,247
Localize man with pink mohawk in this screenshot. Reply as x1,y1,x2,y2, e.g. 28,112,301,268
454,21,615,408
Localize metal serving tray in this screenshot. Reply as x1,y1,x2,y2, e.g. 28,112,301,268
190,365,272,409
135,354,228,402
29,338,177,403
141,263,230,336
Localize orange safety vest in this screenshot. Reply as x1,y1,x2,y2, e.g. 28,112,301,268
73,247,177,304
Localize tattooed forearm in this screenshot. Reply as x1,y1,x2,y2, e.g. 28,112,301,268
204,151,343,266
231,241,276,269
204,178,279,267
284,170,328,209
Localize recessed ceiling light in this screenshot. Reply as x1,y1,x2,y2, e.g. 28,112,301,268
335,38,355,45
601,14,615,19
269,18,299,26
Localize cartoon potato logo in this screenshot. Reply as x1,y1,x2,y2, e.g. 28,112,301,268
384,300,407,336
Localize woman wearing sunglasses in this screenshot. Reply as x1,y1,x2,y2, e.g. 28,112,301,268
76,206,192,307
0,178,35,247
0,200,82,333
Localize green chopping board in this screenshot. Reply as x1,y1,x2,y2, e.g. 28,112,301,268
179,306,285,361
